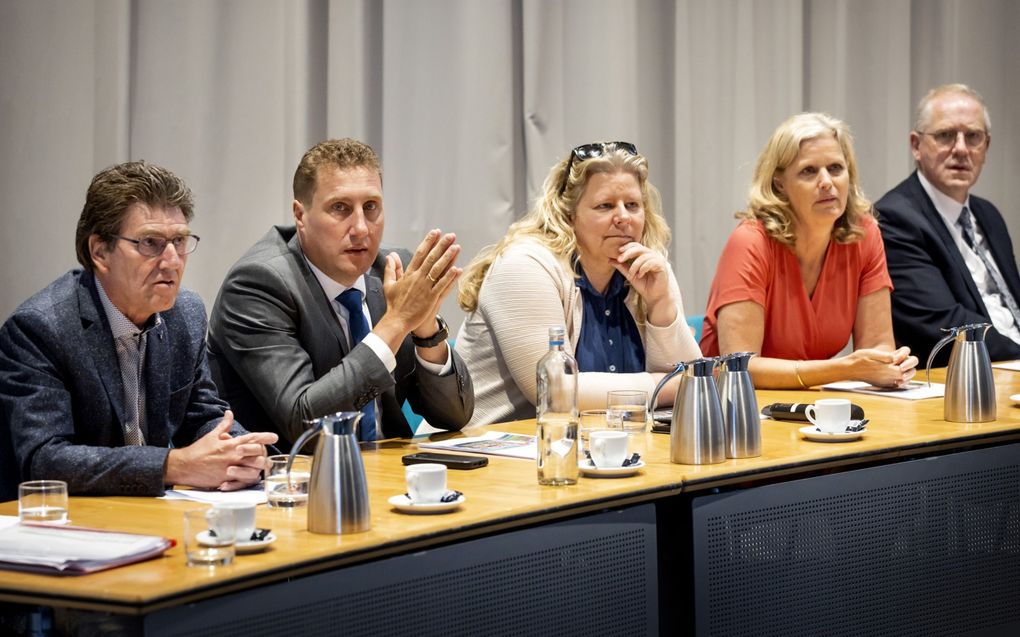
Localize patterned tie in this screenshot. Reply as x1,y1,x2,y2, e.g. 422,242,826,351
336,289,377,441
958,206,1020,325
115,331,146,446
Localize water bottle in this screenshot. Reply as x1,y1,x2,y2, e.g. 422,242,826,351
536,325,579,485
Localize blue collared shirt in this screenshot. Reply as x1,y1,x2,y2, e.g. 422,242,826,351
574,265,645,373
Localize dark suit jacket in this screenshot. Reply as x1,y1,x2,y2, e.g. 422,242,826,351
0,270,235,500
207,225,473,449
876,172,1020,365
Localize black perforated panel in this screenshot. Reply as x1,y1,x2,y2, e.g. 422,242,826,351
692,444,1020,637
149,505,657,637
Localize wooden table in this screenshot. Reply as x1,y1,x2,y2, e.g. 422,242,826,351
2,368,1019,636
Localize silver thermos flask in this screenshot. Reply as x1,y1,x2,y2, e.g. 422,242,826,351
926,323,997,423
287,411,372,534
718,352,761,458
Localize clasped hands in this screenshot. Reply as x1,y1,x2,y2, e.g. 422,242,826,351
849,346,919,388
165,410,278,491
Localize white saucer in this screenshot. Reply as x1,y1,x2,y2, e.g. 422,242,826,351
388,493,465,514
799,425,865,443
1010,393,1020,406
579,459,645,478
197,530,276,553
236,532,276,553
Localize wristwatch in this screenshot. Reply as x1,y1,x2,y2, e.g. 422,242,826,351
412,315,449,348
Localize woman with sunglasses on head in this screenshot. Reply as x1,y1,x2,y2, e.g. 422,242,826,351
456,142,701,426
700,113,919,389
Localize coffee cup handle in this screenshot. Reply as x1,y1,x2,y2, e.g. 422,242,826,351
592,437,606,466
805,405,819,427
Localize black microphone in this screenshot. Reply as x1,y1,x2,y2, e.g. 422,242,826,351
761,402,865,422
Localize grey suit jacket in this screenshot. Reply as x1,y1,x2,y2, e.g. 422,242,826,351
876,172,1020,365
0,269,236,500
207,225,473,448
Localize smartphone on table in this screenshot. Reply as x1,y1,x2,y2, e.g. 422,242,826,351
401,452,489,470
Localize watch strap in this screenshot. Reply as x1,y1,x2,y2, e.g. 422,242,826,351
411,315,449,348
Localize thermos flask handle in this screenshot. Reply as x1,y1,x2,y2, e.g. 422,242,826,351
926,328,958,387
649,362,686,414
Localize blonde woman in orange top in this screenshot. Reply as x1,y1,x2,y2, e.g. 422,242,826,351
700,113,918,389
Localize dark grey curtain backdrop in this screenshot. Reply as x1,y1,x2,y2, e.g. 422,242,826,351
1,0,1018,329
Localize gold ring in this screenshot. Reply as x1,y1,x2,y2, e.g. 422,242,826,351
427,273,437,283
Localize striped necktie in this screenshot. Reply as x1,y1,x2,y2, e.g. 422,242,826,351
958,206,1020,326
336,289,377,441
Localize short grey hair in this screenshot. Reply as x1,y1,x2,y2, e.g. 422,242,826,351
914,83,991,133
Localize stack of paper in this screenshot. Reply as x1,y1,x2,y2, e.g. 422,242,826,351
419,431,538,460
0,517,173,575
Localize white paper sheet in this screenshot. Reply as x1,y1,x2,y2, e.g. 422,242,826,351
821,380,945,400
160,486,267,505
992,360,1020,372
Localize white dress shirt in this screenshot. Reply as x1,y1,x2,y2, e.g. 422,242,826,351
304,259,452,375
917,171,1020,344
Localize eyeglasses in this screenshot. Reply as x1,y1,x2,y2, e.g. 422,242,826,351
918,128,988,149
113,234,201,257
558,141,639,197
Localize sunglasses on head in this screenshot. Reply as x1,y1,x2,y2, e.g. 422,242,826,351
558,141,639,197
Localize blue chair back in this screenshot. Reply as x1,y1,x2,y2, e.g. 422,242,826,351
686,314,704,344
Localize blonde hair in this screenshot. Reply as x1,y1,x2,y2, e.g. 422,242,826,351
458,146,670,313
739,112,872,247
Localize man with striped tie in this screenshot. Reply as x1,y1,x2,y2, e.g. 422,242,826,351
208,139,473,449
877,84,1020,365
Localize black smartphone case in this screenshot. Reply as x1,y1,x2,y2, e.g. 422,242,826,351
401,453,488,470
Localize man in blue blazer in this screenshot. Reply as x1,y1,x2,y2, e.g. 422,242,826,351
208,139,473,448
877,84,1020,365
0,162,277,500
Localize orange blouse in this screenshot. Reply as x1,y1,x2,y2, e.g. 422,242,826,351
700,218,892,360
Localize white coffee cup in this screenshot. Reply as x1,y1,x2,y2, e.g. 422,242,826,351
589,430,629,468
211,502,257,542
805,398,851,433
405,463,447,503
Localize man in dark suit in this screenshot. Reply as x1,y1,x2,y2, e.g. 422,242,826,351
208,139,473,448
877,84,1020,365
0,162,277,500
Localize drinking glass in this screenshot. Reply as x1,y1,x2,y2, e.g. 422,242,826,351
607,390,649,433
184,508,235,567
580,409,625,456
18,480,68,524
265,454,311,508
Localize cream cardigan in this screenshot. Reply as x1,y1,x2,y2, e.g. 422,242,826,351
455,239,702,426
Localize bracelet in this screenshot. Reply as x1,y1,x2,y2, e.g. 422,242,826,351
794,361,807,389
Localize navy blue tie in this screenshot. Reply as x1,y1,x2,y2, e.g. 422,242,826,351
337,289,377,441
